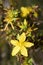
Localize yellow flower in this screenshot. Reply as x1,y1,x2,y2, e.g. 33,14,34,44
4,9,15,30
4,9,14,22
21,7,29,17
4,9,19,30
10,33,34,57
21,7,33,17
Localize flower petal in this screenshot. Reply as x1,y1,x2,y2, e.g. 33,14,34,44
11,46,20,56
18,33,26,42
10,40,19,46
21,46,28,57
24,42,34,48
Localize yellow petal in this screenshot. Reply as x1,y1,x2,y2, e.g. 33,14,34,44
10,40,19,46
24,19,27,26
18,33,26,42
11,46,20,56
24,42,34,48
21,46,28,57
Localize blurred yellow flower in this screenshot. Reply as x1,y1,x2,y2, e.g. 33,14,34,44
4,9,14,30
21,7,29,17
21,7,33,17
4,9,15,22
11,33,34,57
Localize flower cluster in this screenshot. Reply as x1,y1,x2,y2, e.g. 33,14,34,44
0,5,40,57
